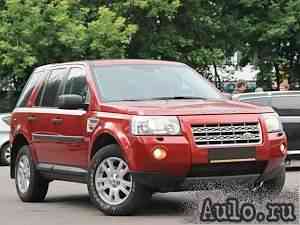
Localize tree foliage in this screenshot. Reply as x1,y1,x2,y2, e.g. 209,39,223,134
0,0,300,90
0,0,137,89
233,0,300,88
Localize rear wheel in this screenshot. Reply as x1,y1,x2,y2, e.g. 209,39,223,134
15,145,49,202
87,144,151,216
0,143,10,166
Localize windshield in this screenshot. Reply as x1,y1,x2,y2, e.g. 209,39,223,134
92,64,223,102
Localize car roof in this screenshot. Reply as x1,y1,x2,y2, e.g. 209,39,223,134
34,59,185,71
271,91,300,96
89,59,184,66
233,91,300,100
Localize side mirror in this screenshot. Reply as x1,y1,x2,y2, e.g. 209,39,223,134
57,94,88,110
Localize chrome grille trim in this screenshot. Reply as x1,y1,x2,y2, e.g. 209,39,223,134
192,122,262,146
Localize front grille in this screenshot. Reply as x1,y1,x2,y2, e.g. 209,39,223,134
192,122,262,146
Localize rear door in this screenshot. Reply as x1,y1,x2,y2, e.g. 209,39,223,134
271,94,300,151
30,67,68,164
12,69,47,161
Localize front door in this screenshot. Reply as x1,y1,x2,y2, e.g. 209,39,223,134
53,67,90,169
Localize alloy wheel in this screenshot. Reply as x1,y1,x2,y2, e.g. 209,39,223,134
95,157,133,205
17,155,31,193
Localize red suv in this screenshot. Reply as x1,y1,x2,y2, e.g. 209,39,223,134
10,60,287,215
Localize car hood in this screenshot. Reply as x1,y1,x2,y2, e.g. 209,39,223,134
100,100,274,116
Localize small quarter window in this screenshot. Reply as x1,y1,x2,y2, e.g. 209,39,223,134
16,70,46,108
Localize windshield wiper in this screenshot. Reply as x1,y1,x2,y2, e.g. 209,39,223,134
108,99,145,102
144,96,207,100
108,96,207,102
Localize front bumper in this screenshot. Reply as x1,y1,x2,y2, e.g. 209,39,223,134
127,114,287,191
128,114,287,175
128,132,287,176
132,158,285,192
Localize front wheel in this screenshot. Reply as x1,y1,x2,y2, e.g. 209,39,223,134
87,144,151,216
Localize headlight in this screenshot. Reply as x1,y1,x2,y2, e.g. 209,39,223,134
262,113,283,133
131,116,181,135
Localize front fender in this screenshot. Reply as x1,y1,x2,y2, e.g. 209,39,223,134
88,122,134,168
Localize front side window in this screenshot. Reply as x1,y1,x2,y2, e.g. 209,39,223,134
40,68,67,107
92,64,222,102
16,70,46,108
64,67,89,103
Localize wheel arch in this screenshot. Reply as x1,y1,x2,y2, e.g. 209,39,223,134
10,133,30,178
89,129,133,168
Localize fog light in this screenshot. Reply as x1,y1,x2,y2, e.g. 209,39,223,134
280,144,287,154
152,148,167,160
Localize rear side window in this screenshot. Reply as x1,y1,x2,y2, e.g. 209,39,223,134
40,68,67,107
34,76,47,106
16,70,46,108
64,67,89,103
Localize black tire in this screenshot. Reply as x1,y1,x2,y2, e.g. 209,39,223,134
15,145,49,202
87,144,151,216
256,168,286,198
0,143,10,166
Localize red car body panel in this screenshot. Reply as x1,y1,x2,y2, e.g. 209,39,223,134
100,100,273,116
10,60,287,185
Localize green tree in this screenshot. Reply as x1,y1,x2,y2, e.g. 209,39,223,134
0,0,137,90
235,0,300,89
1,0,300,92
109,0,233,86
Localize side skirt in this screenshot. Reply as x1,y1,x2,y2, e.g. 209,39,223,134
36,163,88,184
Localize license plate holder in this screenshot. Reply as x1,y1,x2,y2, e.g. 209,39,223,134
208,147,256,163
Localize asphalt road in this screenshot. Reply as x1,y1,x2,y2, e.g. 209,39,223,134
0,166,299,225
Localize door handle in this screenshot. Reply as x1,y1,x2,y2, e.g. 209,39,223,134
51,118,63,125
27,115,36,122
